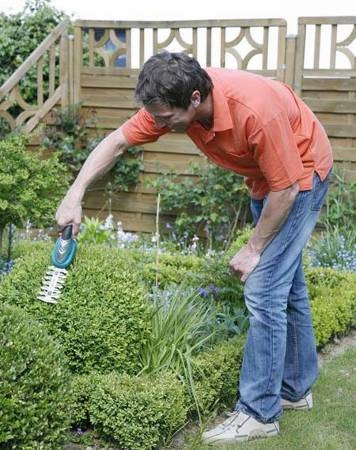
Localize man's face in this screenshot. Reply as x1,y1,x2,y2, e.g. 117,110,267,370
145,102,196,133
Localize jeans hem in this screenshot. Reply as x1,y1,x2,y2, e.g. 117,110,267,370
234,403,283,424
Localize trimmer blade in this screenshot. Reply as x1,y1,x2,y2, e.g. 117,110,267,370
37,266,68,304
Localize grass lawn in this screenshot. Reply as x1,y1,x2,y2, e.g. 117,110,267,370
189,347,356,450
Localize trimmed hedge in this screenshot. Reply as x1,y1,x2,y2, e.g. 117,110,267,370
3,237,355,449
191,335,245,416
0,304,71,449
0,242,151,374
307,268,356,347
69,336,246,447
74,371,188,450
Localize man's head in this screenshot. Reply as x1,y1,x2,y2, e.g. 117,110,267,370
135,51,213,132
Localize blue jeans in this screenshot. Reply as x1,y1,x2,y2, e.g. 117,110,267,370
236,171,330,423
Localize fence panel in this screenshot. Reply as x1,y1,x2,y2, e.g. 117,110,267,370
293,17,356,183
72,19,287,232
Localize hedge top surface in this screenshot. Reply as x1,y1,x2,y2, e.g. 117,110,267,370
0,242,152,375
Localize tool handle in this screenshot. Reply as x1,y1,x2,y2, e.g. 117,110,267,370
51,225,77,269
61,224,73,240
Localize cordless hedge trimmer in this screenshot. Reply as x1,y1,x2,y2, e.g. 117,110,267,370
37,224,77,304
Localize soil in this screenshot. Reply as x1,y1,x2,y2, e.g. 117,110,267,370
318,328,356,366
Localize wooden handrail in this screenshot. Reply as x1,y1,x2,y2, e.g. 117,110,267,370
0,19,69,100
298,16,356,25
75,18,287,29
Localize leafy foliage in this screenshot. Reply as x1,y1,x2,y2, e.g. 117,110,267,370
89,371,188,450
306,268,356,346
0,303,71,449
0,133,70,250
309,170,356,271
76,216,114,245
42,104,143,191
191,335,245,416
0,242,151,374
150,160,251,250
43,104,102,173
323,170,356,230
308,227,356,272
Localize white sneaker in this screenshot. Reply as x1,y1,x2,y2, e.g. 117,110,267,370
202,410,279,445
281,392,313,410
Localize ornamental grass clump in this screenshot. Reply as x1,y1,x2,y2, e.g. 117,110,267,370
0,303,71,449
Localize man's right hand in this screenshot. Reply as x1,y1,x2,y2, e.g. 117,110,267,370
55,195,82,236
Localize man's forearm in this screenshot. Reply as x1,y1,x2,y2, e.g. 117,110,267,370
248,182,300,254
66,128,128,201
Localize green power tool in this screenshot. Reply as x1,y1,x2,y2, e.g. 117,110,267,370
37,224,77,304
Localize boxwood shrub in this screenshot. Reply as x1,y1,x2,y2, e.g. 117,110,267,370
88,371,188,450
0,242,151,374
0,303,71,449
190,335,245,416
307,267,356,347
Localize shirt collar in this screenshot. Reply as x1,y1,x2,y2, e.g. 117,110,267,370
210,83,233,132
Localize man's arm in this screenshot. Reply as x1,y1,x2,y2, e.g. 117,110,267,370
56,127,130,235
230,182,299,282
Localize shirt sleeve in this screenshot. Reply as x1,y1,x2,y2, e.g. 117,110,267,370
121,108,169,145
248,112,305,191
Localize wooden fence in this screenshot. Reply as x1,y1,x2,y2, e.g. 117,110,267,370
1,17,355,233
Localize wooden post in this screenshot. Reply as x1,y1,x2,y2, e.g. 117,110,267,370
73,25,82,104
276,23,287,81
68,35,74,105
294,21,306,96
284,34,297,88
60,32,69,107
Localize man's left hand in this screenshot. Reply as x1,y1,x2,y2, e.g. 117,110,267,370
229,244,261,282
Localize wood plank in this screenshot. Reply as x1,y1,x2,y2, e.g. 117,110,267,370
143,152,202,174
75,19,287,29
84,190,158,214
81,94,137,109
81,67,140,76
302,91,349,100
329,137,355,147
315,112,353,124
81,74,137,89
332,147,356,162
82,208,174,234
60,32,69,107
303,69,356,77
324,124,356,138
49,44,56,96
302,78,356,91
73,26,82,103
24,86,62,133
81,87,134,97
284,35,296,87
37,56,44,105
303,98,356,113
298,17,356,25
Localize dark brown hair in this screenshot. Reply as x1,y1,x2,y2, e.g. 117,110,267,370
135,51,213,109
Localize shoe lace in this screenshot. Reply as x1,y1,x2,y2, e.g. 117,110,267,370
220,411,241,429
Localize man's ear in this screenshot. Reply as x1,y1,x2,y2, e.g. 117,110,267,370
190,90,201,108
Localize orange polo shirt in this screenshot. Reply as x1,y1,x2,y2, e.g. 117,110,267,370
121,68,333,199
